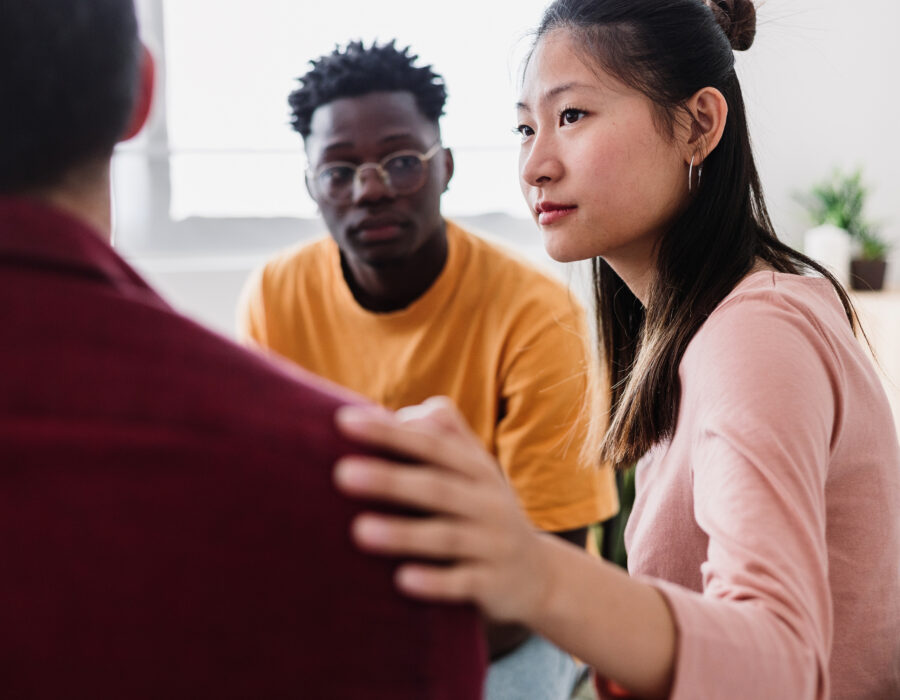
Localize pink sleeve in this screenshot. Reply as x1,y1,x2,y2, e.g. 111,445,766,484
647,294,837,699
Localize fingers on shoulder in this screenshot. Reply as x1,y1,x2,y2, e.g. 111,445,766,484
335,457,479,516
395,562,484,603
353,513,486,561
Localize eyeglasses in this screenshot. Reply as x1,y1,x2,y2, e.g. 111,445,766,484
308,143,442,205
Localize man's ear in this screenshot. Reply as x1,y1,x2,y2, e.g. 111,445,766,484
683,86,728,164
441,146,454,193
304,169,315,202
121,44,155,142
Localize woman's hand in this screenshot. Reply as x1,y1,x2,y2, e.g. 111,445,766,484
333,396,552,624
335,397,677,698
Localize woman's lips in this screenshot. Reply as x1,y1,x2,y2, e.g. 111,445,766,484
537,205,577,226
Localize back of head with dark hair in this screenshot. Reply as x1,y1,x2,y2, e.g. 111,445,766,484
533,0,856,465
288,40,447,139
0,0,140,194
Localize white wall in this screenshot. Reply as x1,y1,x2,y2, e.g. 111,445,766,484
738,0,900,261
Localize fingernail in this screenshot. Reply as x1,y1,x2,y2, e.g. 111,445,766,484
353,515,387,544
333,459,365,488
335,406,368,426
396,566,425,592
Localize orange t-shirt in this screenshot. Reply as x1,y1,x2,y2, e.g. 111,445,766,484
238,221,618,531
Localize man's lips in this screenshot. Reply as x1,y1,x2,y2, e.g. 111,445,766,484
535,202,577,226
352,217,409,243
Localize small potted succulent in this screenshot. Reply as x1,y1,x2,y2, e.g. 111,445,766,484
799,168,890,291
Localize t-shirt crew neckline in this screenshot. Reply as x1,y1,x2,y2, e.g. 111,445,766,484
329,220,459,326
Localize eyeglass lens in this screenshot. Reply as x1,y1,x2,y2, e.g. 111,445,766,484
316,153,428,203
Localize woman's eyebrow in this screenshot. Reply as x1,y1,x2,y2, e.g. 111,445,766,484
517,82,593,112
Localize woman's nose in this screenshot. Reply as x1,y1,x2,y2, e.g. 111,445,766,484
519,134,564,188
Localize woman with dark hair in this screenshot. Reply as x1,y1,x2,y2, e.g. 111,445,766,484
332,1,900,697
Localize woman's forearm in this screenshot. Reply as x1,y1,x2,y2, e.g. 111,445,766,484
527,534,677,699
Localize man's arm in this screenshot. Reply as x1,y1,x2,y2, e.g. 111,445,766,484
235,266,269,346
554,526,588,549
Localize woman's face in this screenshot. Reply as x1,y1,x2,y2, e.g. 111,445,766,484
517,29,690,270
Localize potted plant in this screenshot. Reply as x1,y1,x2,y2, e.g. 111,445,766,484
799,168,891,291
851,222,891,291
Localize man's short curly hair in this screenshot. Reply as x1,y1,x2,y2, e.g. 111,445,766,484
288,40,447,139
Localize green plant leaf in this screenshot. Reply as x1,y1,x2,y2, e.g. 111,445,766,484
799,168,889,256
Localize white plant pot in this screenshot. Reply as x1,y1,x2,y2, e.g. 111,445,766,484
803,224,852,287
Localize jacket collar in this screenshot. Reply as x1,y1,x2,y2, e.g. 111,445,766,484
0,196,163,300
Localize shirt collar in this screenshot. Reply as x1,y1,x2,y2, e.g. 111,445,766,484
0,196,162,298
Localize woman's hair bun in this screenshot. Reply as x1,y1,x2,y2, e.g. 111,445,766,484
707,0,757,51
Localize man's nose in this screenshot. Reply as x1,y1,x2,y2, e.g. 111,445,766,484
352,164,393,203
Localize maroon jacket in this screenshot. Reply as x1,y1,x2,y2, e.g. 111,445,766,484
0,197,485,699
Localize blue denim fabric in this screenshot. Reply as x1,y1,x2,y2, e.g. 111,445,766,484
485,634,583,700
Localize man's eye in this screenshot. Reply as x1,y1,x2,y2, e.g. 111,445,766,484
559,108,586,125
322,166,354,183
386,155,420,172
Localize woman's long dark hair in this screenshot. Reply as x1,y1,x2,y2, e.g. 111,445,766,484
535,0,859,467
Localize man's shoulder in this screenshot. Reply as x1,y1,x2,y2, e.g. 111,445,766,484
144,306,358,440
257,235,335,288
449,221,583,315
269,235,334,264
4,269,488,699
8,263,355,451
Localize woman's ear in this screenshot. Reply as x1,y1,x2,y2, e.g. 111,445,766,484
684,87,728,164
121,44,155,142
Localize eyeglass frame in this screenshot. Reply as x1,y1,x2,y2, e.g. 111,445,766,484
306,142,444,204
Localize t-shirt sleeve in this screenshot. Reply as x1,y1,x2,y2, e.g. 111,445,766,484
236,266,269,348
644,293,837,699
496,289,619,532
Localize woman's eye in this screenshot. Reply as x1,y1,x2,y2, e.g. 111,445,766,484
559,108,586,125
514,124,534,140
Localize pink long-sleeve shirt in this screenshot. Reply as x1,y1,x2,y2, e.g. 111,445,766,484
626,271,900,699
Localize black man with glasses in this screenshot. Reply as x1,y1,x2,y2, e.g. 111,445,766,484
237,40,619,700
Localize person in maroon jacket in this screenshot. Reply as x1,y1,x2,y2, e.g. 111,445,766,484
0,2,485,698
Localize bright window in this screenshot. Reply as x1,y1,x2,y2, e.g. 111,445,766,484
160,0,551,219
